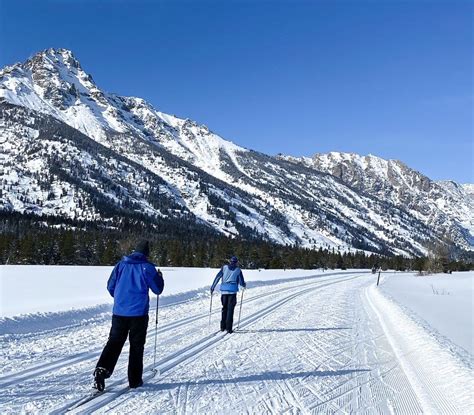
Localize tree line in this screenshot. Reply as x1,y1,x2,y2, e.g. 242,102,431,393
0,212,472,272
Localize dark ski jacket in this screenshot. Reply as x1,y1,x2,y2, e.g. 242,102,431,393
211,264,246,294
107,252,164,317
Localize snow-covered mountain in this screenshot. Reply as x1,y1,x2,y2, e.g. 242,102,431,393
1,48,472,256
281,152,474,251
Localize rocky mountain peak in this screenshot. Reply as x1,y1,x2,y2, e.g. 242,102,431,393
26,48,81,71
1,49,472,257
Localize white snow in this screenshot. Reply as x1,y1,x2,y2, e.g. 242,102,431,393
378,271,474,355
0,265,328,318
367,273,474,412
0,268,472,414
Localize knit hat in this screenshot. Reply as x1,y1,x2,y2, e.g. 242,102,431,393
135,240,150,257
230,256,238,264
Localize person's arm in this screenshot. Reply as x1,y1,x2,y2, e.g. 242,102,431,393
211,267,224,292
145,265,164,295
238,269,246,288
107,263,120,297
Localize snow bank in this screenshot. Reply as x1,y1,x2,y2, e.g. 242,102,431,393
0,265,339,318
367,283,473,413
379,271,473,355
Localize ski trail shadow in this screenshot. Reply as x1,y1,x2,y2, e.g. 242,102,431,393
236,327,351,333
146,368,371,390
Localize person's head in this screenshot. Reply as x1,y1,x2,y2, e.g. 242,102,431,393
134,240,150,257
229,256,238,265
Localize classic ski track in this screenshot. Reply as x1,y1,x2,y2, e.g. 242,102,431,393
60,274,364,414
0,272,353,390
1,270,356,376
155,273,419,415
137,274,366,415
36,274,350,413
365,284,471,414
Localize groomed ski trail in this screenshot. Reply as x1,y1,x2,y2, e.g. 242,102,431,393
366,284,473,414
0,273,345,388
0,272,359,413
1,271,472,414
55,274,363,414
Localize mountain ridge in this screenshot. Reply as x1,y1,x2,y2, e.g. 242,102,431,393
1,48,472,257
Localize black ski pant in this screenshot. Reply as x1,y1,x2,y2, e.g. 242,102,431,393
96,314,148,387
220,294,237,332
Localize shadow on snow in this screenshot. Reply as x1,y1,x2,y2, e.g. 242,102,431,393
145,368,371,390
236,327,351,333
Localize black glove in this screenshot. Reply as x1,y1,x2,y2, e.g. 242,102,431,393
210,288,214,294
242,282,246,289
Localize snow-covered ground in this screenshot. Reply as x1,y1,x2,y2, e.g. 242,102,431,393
0,266,331,318
379,272,473,355
0,268,472,414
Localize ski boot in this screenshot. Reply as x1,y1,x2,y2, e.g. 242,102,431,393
93,367,109,392
129,380,144,389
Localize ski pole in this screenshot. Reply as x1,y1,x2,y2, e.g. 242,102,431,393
208,292,213,327
153,295,159,373
237,288,245,329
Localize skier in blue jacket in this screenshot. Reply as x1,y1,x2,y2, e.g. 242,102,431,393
94,240,164,391
211,256,246,333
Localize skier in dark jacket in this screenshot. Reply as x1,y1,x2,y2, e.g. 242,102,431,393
93,240,164,391
211,256,246,333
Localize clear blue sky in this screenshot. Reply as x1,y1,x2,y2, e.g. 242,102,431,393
1,0,472,182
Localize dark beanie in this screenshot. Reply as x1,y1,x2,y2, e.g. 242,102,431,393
135,240,150,257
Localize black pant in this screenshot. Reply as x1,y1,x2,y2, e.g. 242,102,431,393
96,314,149,387
221,294,237,332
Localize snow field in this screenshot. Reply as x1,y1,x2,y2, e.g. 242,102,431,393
379,272,473,355
0,270,472,414
0,271,360,413
0,265,334,318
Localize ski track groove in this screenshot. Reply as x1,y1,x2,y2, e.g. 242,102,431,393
60,274,363,414
366,284,472,414
0,273,347,388
2,272,470,414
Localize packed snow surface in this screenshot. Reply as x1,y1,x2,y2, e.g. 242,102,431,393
0,266,328,318
379,272,473,355
0,268,472,414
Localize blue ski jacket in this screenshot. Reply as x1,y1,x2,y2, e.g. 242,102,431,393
211,264,246,294
107,252,164,317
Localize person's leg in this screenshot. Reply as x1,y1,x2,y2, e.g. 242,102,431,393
220,294,228,331
225,294,237,333
96,315,129,376
128,315,149,387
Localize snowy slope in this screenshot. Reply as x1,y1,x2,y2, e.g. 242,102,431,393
1,48,473,256
0,269,472,413
283,152,474,251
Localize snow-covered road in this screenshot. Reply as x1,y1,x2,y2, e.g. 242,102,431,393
1,271,472,414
